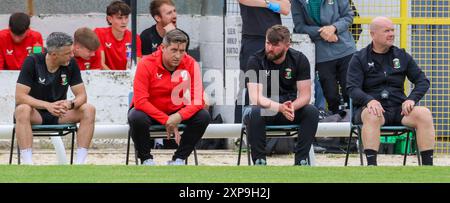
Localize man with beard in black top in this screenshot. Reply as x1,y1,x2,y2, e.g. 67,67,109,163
141,0,189,55
235,0,291,123
244,25,319,165
15,32,95,165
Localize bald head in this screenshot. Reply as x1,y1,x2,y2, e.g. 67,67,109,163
370,16,393,32
370,16,395,52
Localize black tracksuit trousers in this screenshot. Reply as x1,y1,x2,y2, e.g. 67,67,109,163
128,108,210,163
243,104,319,165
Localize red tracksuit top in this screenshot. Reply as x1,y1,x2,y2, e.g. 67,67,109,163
94,27,142,70
132,48,204,125
75,48,102,70
0,29,43,70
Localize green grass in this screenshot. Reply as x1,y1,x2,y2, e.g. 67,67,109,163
0,165,449,183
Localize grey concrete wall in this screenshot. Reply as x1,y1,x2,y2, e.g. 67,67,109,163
0,0,223,16
137,0,223,15
33,0,112,14
200,0,224,16
0,0,27,14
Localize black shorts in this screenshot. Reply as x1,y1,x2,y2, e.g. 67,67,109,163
354,106,404,126
37,110,59,125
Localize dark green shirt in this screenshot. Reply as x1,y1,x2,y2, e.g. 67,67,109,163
308,0,322,25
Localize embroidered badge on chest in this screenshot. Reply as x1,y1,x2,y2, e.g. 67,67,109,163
393,58,401,69
284,68,292,79
26,47,32,55
181,70,188,81
84,62,91,70
61,74,68,85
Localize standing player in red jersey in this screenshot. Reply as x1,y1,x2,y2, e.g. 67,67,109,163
94,0,142,70
73,27,102,70
0,12,43,70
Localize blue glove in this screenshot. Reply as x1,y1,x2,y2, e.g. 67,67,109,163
267,2,281,13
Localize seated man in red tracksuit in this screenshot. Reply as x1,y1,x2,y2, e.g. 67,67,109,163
128,29,210,166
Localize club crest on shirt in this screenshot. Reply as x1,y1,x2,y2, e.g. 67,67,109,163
105,42,112,49
26,46,32,55
84,62,91,70
284,68,292,79
393,58,401,69
181,70,188,81
61,74,68,86
6,49,13,55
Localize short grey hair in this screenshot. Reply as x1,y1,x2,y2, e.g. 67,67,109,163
162,29,188,46
46,32,73,53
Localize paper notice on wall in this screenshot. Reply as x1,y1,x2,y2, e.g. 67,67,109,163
225,16,242,57
225,16,242,71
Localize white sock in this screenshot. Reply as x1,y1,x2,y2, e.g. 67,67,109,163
20,148,33,165
75,147,88,165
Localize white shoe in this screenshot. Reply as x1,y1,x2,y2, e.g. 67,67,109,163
142,159,156,166
167,158,185,166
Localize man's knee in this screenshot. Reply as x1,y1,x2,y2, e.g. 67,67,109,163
80,103,96,121
413,106,433,123
193,109,211,126
299,104,319,122
128,109,150,126
15,104,33,121
361,109,383,126
242,106,263,125
248,105,263,118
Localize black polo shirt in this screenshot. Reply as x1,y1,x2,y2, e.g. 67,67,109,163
141,25,191,55
17,53,83,102
246,48,310,102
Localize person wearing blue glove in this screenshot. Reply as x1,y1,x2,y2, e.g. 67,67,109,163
234,0,291,124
